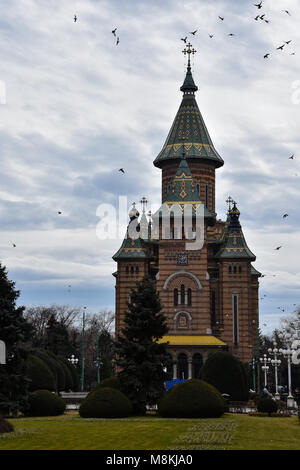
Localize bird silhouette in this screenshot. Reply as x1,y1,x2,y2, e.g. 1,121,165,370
112,28,117,36
228,33,235,37
264,53,270,59
254,15,260,20
12,243,16,248
290,52,296,55
116,37,120,45
218,16,224,21
181,37,187,43
283,214,289,218
276,44,285,50
190,30,197,35
264,19,270,23
58,211,62,215
119,168,125,173
289,154,295,159
74,14,77,22
254,1,263,8
275,246,282,250
209,34,214,38
282,10,291,16
285,40,292,44
259,14,265,20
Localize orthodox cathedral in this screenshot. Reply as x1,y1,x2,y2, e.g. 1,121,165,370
113,44,260,379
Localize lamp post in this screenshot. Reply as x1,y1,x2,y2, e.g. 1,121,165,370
81,307,86,392
278,329,298,408
68,354,79,366
259,354,271,387
268,342,281,400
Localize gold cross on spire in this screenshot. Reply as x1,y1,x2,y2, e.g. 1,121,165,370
182,43,197,64
226,196,234,211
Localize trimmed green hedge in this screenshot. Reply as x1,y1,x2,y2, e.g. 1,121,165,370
26,354,56,392
257,397,278,416
158,379,226,418
89,376,120,396
200,351,249,401
0,414,14,434
27,390,66,417
79,387,132,418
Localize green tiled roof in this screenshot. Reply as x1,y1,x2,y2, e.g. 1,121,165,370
153,66,224,168
112,228,150,261
215,203,256,261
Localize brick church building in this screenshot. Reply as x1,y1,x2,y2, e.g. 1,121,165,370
113,44,260,380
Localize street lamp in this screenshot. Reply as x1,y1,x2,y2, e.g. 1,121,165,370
268,342,282,400
259,354,271,387
278,329,298,408
81,307,87,392
68,354,79,366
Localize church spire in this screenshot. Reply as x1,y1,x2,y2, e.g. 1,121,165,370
180,43,198,94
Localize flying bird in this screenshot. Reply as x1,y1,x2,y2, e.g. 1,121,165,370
209,34,214,38
181,37,187,43
283,214,289,218
259,14,265,20
190,30,197,35
276,44,285,50
289,154,295,159
254,15,260,20
12,243,16,248
228,33,235,37
254,1,263,8
58,211,62,215
116,37,120,45
275,246,282,250
285,40,292,44
119,168,125,173
218,16,224,21
282,10,291,16
290,52,296,55
264,53,270,58
74,14,77,22
112,28,117,36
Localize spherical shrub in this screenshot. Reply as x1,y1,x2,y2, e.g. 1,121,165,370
0,414,14,434
79,387,132,418
257,397,278,416
201,352,249,401
158,379,226,418
26,355,56,392
27,390,66,417
90,376,121,396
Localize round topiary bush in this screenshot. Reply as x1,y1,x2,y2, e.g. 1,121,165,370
27,390,66,417
158,379,226,418
26,354,56,392
201,352,249,401
79,387,132,418
257,397,278,416
90,376,121,396
0,414,14,434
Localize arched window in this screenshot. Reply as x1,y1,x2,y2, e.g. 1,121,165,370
174,288,178,306
136,266,139,275
229,266,232,274
233,266,237,274
239,266,242,274
130,266,134,275
196,182,201,196
180,284,185,305
187,288,192,306
126,266,129,275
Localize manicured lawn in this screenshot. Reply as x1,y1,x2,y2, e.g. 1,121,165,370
1,412,300,450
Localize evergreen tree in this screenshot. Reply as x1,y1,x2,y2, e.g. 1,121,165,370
115,277,171,415
45,314,73,357
0,263,32,415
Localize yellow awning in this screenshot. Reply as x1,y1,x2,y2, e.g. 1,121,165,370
158,335,227,347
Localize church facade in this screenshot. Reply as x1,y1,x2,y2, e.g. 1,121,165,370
113,44,260,379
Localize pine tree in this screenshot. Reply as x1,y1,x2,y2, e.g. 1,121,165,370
115,277,171,415
0,263,32,415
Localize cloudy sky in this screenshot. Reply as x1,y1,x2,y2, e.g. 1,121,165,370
0,0,299,335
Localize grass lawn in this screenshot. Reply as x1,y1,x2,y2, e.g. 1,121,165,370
1,411,300,450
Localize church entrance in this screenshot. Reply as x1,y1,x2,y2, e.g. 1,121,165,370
177,353,188,379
